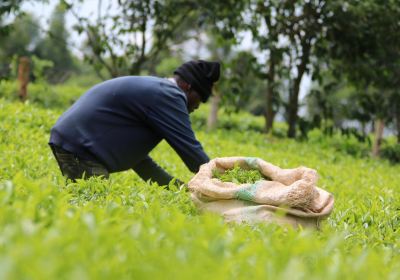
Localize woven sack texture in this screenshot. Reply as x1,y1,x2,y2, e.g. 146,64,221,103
188,157,334,228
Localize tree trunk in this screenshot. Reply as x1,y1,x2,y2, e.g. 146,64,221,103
361,122,366,138
207,90,222,132
264,108,275,134
265,57,276,133
287,42,311,138
372,118,385,158
396,107,400,144
287,79,300,138
370,120,375,134
18,56,30,101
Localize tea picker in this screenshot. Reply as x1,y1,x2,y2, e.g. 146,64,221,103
49,60,220,187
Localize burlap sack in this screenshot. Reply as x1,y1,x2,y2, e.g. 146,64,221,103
188,157,334,228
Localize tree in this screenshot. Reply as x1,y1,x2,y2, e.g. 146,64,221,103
279,0,327,138
210,0,327,137
246,1,287,133
0,13,40,56
0,13,40,79
219,51,260,112
324,0,400,156
306,74,380,143
203,0,287,133
205,32,235,131
305,71,346,135
0,0,24,36
34,1,75,83
66,0,201,78
389,92,400,143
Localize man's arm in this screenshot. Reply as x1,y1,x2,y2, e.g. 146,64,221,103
132,156,184,187
145,88,209,173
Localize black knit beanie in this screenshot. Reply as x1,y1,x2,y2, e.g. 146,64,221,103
174,60,220,102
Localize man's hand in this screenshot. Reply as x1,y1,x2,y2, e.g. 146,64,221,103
165,178,188,192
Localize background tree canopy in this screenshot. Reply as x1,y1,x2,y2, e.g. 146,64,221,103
0,0,399,159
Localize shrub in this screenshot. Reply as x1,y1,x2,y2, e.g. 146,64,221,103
0,80,86,109
0,80,18,100
308,129,370,158
381,143,400,164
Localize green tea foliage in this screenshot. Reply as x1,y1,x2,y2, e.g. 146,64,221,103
0,80,84,108
1,97,400,279
213,164,268,184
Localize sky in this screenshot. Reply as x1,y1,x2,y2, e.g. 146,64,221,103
21,0,312,103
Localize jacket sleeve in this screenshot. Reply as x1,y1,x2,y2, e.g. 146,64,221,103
145,89,209,173
133,155,182,186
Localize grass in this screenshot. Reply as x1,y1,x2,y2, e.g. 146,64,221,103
0,93,399,279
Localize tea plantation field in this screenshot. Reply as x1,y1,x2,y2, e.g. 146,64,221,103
0,98,399,279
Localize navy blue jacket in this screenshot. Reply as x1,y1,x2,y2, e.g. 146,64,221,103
49,76,209,184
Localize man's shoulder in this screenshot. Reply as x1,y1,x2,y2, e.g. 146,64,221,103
157,78,187,104
116,76,178,91
101,76,165,96
100,75,186,105
109,75,163,85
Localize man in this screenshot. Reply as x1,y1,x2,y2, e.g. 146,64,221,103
49,60,220,186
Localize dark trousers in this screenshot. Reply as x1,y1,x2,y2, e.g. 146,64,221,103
50,144,109,182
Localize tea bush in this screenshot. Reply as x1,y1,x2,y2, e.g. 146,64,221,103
381,142,400,164
0,80,84,108
0,97,399,279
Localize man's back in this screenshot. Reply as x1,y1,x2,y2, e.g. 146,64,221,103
50,76,207,172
